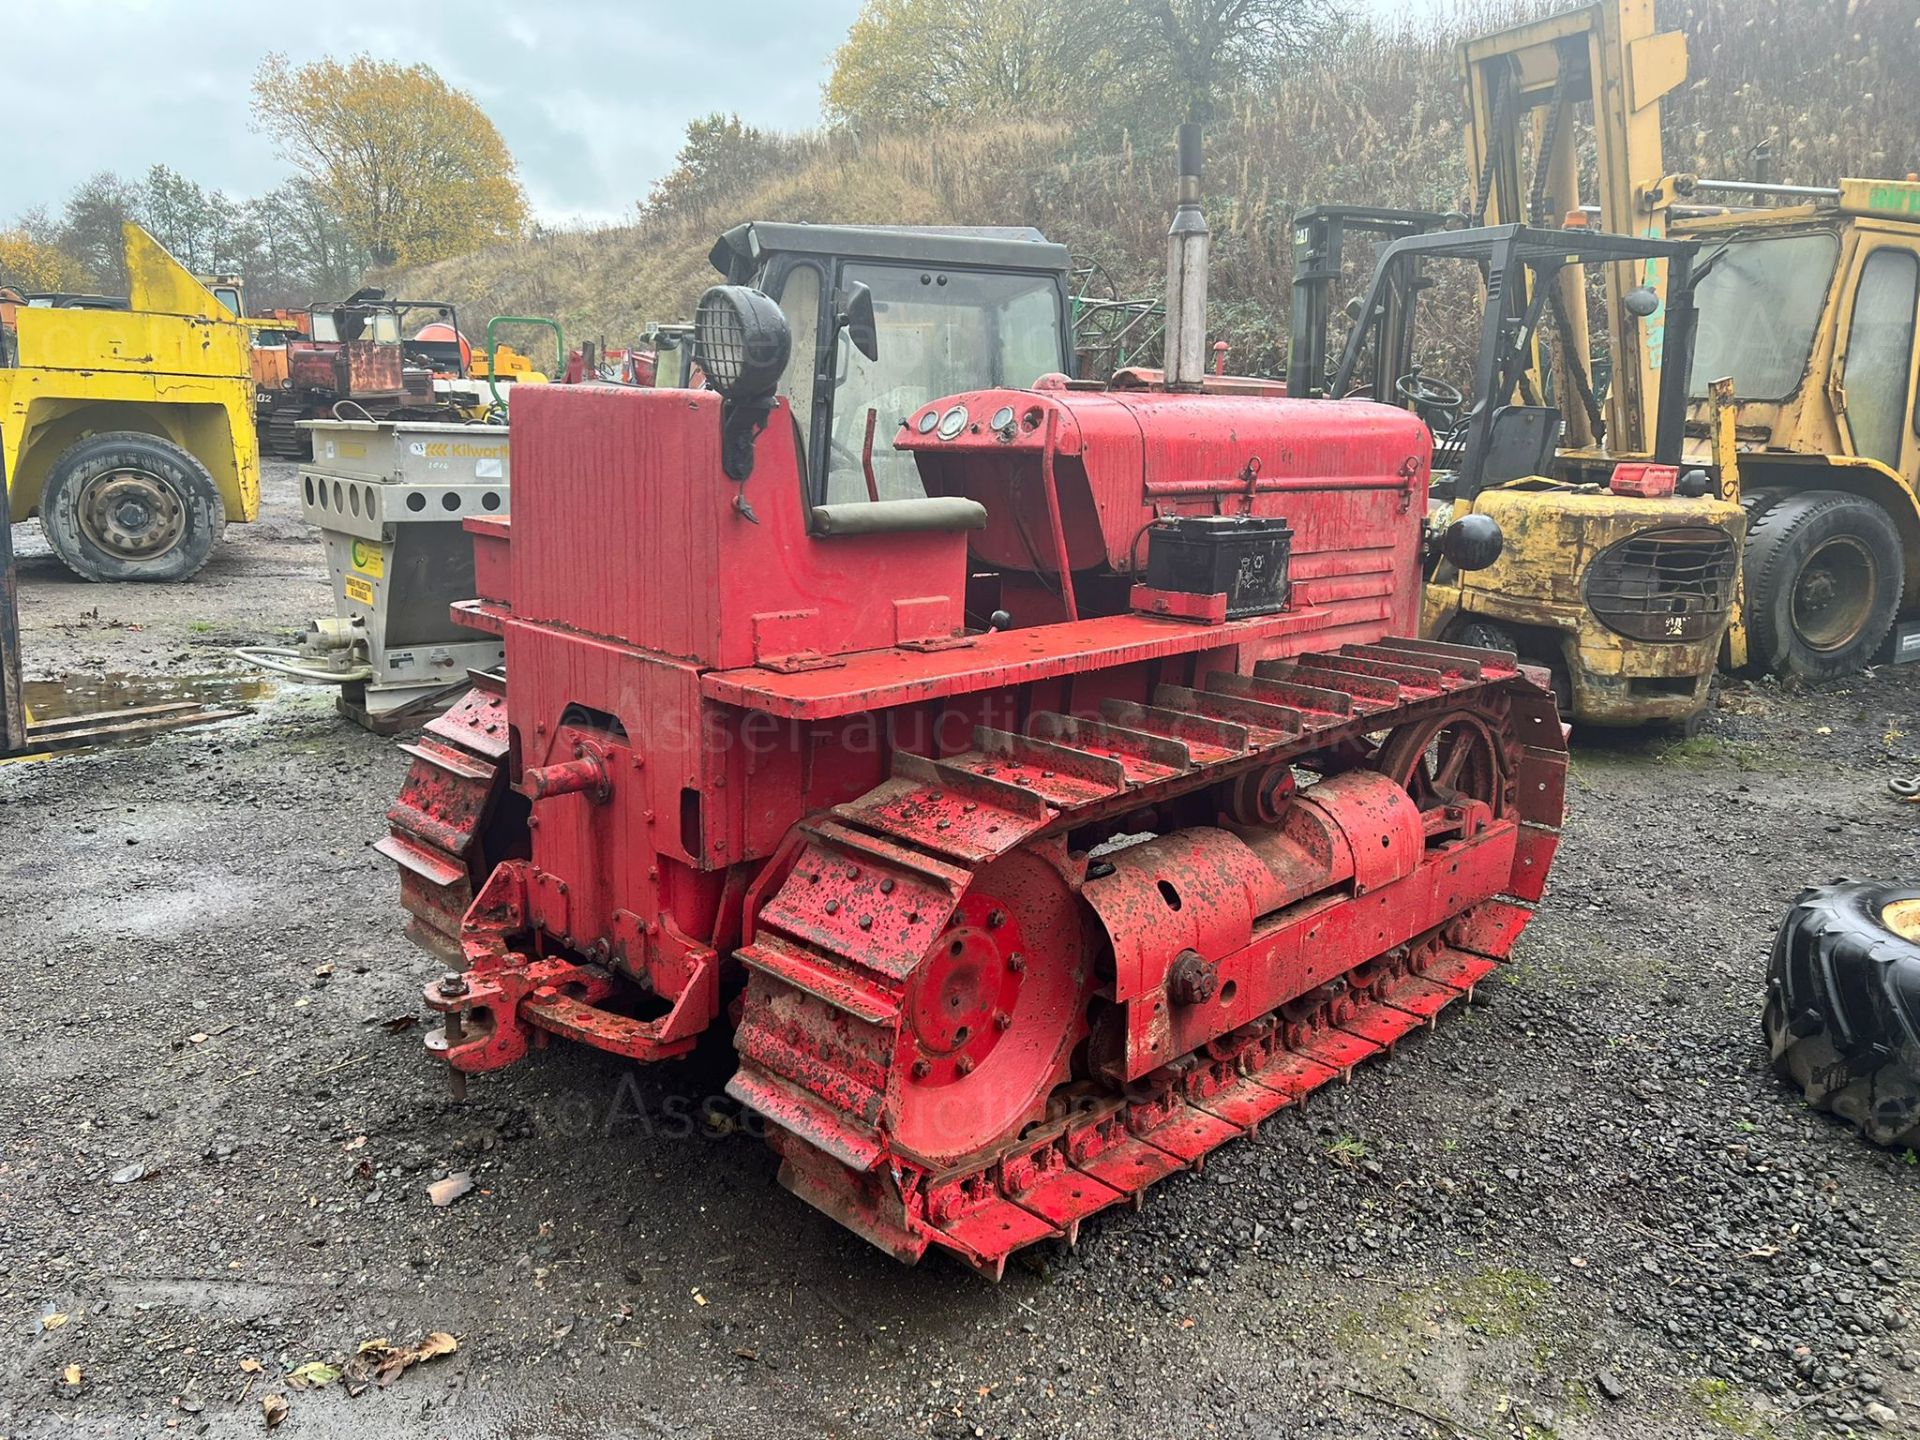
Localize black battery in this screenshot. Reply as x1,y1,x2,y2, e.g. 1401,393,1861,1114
1143,514,1293,618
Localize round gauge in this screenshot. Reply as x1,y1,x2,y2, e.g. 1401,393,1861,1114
915,408,940,434
936,404,969,440
989,405,1015,431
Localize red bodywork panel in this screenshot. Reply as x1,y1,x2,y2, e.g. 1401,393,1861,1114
466,382,1431,985
899,382,1428,636
502,386,968,670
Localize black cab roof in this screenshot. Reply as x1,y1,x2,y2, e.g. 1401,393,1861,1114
709,221,1071,283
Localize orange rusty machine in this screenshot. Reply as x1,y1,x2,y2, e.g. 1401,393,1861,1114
381,133,1566,1276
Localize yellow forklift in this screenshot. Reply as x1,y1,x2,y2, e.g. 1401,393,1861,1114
1461,0,1920,682
1287,2,1747,729
1311,217,1746,729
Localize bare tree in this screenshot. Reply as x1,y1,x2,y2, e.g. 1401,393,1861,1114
1114,0,1342,122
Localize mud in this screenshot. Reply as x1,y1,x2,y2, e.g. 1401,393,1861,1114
1,462,1916,1439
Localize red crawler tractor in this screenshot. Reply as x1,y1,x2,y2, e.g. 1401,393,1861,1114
381,140,1566,1277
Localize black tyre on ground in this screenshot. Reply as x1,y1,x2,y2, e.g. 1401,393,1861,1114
1763,879,1920,1149
1743,490,1902,682
39,431,225,583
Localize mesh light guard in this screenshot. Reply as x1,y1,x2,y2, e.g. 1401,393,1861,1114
693,286,791,401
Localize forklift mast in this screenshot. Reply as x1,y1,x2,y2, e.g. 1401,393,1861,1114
1459,0,1687,452
1286,206,1445,399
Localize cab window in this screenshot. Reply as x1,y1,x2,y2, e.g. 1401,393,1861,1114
772,262,822,434
1844,248,1918,466
1689,232,1840,401
822,263,1063,504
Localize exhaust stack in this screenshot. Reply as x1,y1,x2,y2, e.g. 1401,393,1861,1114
1163,123,1211,391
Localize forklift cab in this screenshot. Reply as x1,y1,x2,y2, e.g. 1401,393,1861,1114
1327,223,1703,505
1318,221,1748,729
708,222,1075,507
202,275,245,318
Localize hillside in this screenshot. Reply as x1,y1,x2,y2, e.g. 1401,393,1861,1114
388,0,1920,373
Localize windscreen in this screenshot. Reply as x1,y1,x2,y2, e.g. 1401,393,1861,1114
310,310,401,345
825,262,1064,503
1689,232,1839,401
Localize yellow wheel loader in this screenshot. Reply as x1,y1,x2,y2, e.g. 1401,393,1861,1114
1,223,260,581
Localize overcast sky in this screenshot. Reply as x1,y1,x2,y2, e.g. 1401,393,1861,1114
9,0,866,226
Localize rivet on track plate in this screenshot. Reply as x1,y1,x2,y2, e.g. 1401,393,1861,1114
846,866,860,880
937,820,951,830
879,878,895,894
824,900,840,915
858,915,873,931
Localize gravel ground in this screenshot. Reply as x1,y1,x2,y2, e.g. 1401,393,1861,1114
2,463,1917,1439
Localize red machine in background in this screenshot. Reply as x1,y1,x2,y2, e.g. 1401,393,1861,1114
260,292,467,456
381,132,1565,1276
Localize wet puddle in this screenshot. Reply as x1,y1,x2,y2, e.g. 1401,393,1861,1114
4,671,275,762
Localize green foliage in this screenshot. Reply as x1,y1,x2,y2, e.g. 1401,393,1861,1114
1324,1134,1370,1163
643,115,803,224
387,119,1069,353
826,0,1096,128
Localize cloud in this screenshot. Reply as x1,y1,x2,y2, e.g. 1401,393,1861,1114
8,0,862,225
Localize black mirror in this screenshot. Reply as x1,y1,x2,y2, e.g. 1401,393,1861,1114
835,281,878,362
1623,285,1660,318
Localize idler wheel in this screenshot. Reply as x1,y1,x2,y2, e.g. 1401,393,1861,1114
888,846,1088,1167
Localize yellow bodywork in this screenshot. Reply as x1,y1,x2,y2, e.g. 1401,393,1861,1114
1422,484,1746,725
2,224,260,526
1452,0,1920,698
474,343,544,383
1673,203,1920,614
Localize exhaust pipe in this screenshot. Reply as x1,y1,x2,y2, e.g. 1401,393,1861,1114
1164,123,1211,391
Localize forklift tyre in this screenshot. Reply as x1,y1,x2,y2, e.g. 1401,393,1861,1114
1764,879,1920,1149
1444,618,1572,722
1743,491,1901,683
40,432,225,584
